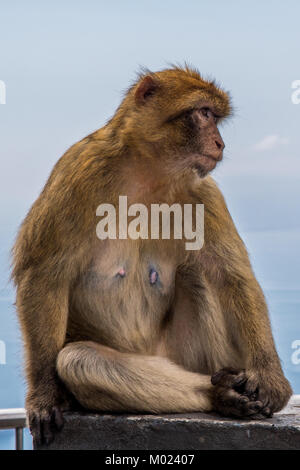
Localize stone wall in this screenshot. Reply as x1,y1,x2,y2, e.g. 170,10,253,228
36,395,300,450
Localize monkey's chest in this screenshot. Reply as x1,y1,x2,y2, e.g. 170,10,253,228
70,240,179,351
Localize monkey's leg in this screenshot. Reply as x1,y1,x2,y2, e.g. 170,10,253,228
57,341,213,413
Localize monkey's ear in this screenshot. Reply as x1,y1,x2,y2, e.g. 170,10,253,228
135,76,158,105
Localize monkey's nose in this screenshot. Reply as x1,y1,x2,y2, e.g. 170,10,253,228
215,138,225,151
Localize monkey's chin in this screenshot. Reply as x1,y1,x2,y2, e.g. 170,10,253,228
193,156,218,177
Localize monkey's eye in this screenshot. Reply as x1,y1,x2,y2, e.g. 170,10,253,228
200,107,216,121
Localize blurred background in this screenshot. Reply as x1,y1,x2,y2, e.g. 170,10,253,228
0,0,299,449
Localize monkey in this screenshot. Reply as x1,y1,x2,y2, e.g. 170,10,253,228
12,65,292,446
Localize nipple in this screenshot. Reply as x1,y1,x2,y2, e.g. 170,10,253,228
116,267,126,278
149,268,158,285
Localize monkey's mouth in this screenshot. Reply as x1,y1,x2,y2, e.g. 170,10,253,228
192,154,220,176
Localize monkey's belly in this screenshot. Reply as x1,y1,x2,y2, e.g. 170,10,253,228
70,250,176,353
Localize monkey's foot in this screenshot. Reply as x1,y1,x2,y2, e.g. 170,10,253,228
211,368,272,419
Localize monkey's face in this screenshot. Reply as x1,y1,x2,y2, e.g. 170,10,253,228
131,68,231,179
168,105,225,178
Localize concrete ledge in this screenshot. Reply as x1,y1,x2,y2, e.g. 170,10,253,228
36,396,300,450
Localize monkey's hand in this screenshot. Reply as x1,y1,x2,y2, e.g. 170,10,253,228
26,382,74,446
210,367,291,419
237,367,292,415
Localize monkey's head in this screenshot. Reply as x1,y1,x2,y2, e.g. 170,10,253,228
117,66,232,179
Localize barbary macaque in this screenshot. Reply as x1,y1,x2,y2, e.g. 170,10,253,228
12,66,292,445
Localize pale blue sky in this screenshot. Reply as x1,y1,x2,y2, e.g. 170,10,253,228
0,0,300,291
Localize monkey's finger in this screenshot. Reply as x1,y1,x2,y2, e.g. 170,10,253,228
243,377,259,396
214,386,266,419
232,372,248,394
261,406,273,418
255,390,273,417
247,404,273,419
217,386,249,410
41,413,54,446
256,388,271,410
52,406,64,431
211,368,243,386
238,395,249,404
211,369,227,385
29,412,42,447
243,400,264,416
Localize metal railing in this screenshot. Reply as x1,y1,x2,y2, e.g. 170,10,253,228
0,408,26,450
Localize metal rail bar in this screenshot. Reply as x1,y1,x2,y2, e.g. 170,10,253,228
15,427,24,450
0,408,26,450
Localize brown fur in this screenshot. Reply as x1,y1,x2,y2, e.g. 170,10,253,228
12,66,292,445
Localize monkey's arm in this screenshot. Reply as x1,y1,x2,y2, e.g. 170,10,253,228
15,267,71,445
216,268,292,415
12,142,98,444
201,178,292,416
